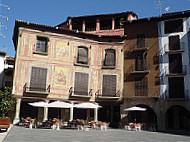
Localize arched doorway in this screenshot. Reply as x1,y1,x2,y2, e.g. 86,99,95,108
127,104,157,128
166,105,190,130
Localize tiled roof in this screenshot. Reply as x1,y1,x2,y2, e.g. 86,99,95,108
13,20,126,50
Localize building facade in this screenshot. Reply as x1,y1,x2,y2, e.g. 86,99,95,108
12,20,124,126
57,11,137,36
120,17,160,129
0,51,14,89
158,11,190,130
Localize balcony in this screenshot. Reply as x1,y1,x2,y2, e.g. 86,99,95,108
69,87,92,98
95,89,120,99
164,42,184,54
23,83,50,95
163,90,189,100
129,41,149,53
74,56,90,67
164,65,187,77
127,64,150,75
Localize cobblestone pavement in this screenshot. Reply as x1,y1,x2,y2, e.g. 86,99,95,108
3,126,190,142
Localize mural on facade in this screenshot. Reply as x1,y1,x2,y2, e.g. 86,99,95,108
55,41,69,59
53,66,68,87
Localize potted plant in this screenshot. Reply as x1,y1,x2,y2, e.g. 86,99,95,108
0,87,16,131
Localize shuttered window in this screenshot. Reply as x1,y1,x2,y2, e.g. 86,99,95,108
77,46,88,64
102,75,117,97
36,37,48,53
30,67,47,92
137,34,145,49
104,49,116,66
169,35,180,50
135,77,148,96
74,72,89,96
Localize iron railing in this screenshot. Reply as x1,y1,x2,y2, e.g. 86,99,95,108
127,63,150,74
163,90,189,99
129,41,149,52
23,83,50,93
164,65,187,76
164,42,185,53
69,87,92,97
95,89,120,98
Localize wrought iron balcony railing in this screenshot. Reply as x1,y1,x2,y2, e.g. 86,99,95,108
95,89,120,98
164,42,185,53
127,63,150,74
23,83,50,94
129,41,149,52
164,65,187,76
69,87,92,98
163,90,189,99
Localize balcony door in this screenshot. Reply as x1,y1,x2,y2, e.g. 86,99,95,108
169,35,180,50
137,34,145,49
169,54,182,74
135,54,147,71
30,67,47,91
135,77,148,96
168,77,184,98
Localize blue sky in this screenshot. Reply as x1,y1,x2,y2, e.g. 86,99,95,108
0,0,189,57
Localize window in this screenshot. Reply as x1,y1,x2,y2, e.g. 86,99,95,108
77,46,88,64
36,37,48,53
137,34,145,49
100,19,112,30
74,72,89,96
135,77,148,96
169,35,180,50
115,17,125,29
104,49,116,67
135,54,147,71
102,75,117,97
169,53,182,74
164,19,183,34
30,67,47,92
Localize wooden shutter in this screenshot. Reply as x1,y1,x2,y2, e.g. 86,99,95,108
102,75,117,96
74,72,89,95
169,35,180,50
169,54,182,73
135,77,148,96
137,34,145,49
104,50,115,66
30,67,47,91
77,47,88,64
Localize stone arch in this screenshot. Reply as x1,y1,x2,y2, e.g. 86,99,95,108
165,105,190,130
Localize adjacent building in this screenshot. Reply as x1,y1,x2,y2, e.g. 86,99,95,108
57,11,137,36
12,20,124,126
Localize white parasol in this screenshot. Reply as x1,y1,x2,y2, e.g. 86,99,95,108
124,106,146,111
47,101,73,108
28,101,49,107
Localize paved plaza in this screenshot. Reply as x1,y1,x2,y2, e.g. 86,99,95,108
2,126,190,142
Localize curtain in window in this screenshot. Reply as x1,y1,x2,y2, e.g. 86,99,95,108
104,50,115,66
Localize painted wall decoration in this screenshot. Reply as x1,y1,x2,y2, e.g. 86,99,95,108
55,41,69,60
53,66,68,87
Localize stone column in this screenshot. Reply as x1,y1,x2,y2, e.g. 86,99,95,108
112,18,115,30
94,108,98,122
82,20,85,32
96,19,100,32
13,98,21,124
43,100,49,121
69,102,74,121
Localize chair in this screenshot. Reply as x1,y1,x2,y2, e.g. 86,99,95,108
134,123,141,131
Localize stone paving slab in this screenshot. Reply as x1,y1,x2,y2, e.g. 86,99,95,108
4,126,190,142
0,124,13,142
